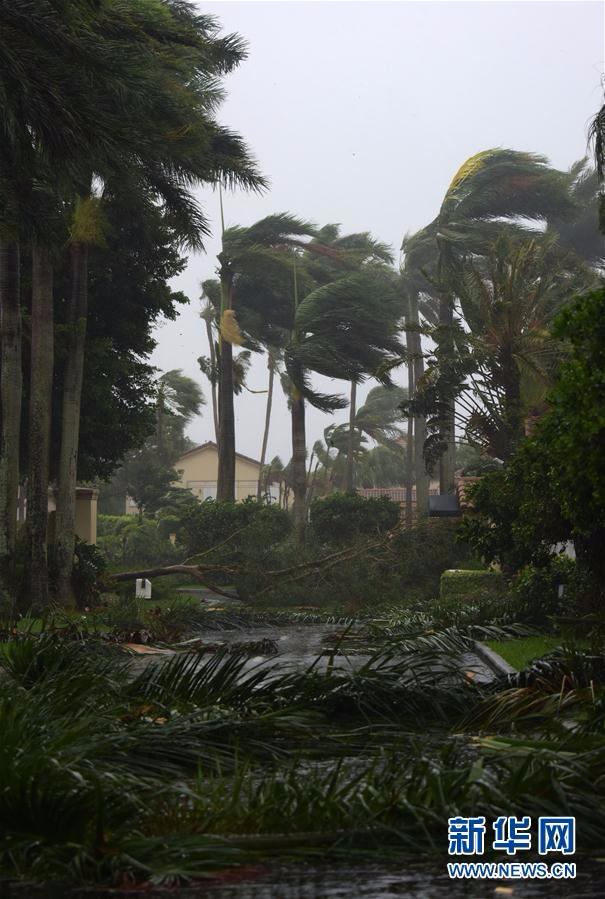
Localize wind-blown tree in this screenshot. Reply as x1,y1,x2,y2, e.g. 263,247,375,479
207,213,317,501
0,1,264,605
51,7,264,604
321,385,408,490
199,301,219,440
411,234,597,462
453,235,595,456
284,266,404,538
303,226,395,492
547,159,605,265
403,149,577,493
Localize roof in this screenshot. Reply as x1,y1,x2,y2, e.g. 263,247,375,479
176,441,264,468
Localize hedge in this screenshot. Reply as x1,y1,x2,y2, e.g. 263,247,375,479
440,568,504,603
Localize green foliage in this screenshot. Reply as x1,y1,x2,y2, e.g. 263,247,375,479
174,499,291,595
458,443,568,573
310,492,400,544
97,515,181,568
507,555,596,629
177,499,291,559
439,569,504,603
71,540,107,609
260,518,471,610
459,288,605,600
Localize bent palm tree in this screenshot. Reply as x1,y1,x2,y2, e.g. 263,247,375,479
404,148,578,489
214,214,317,502
285,266,404,538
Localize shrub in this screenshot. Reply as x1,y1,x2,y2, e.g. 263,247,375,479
72,540,107,609
509,555,593,627
440,569,504,603
310,492,400,544
175,498,290,560
97,515,181,567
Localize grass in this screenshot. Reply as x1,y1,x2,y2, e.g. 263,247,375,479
485,635,588,670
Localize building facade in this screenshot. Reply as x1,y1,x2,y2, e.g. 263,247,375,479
125,441,278,514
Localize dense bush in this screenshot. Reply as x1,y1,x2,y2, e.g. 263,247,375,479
440,569,504,603
310,492,400,544
460,289,605,602
97,515,181,567
176,499,290,558
71,540,107,609
509,555,596,627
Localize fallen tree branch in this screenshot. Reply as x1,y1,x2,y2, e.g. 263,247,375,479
109,526,403,599
110,563,236,583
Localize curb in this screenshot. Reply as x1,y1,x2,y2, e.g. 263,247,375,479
474,640,517,676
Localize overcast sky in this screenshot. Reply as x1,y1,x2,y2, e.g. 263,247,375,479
150,0,604,463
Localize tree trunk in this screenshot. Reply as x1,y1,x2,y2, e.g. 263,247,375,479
345,381,357,493
438,293,456,494
404,350,415,526
205,316,219,442
217,274,235,502
291,391,307,542
53,242,88,605
0,239,22,595
24,244,54,608
409,292,429,518
257,354,275,501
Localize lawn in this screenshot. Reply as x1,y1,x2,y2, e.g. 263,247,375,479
485,635,588,670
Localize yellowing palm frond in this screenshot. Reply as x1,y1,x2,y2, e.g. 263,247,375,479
220,309,244,346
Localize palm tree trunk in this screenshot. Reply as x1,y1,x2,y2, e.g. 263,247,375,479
25,244,54,608
205,316,219,442
0,239,22,595
345,381,357,493
404,352,415,526
410,292,429,517
438,293,456,494
217,273,235,502
291,391,307,541
54,241,88,605
257,353,275,501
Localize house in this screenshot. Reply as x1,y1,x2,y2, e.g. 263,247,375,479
124,441,279,513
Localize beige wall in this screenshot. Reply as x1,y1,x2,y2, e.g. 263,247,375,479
45,487,99,544
125,444,279,513
176,445,269,502
75,488,99,544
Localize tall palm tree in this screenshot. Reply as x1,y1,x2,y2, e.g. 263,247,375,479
404,148,577,492
321,384,409,492
212,214,317,502
38,3,262,604
199,300,219,441
284,266,404,538
257,349,278,501
304,226,395,492
444,233,596,459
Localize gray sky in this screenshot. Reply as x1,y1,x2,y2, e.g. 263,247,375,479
150,0,604,463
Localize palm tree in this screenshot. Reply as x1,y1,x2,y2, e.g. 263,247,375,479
303,226,395,493
45,4,263,604
319,385,409,491
212,213,317,502
257,349,279,501
284,266,404,538
199,301,219,441
403,148,578,492
444,233,596,459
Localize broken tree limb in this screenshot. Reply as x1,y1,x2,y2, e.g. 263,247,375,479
110,563,235,583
